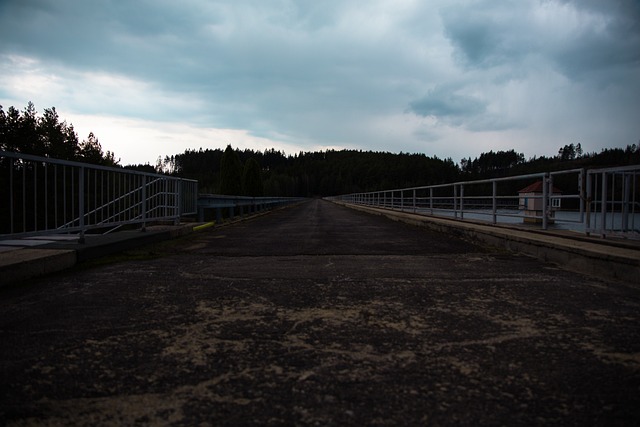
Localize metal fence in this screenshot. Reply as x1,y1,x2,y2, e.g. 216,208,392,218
331,165,640,239
1,150,198,241
585,165,640,238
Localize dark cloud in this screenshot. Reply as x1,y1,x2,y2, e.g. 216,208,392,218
409,86,486,121
549,12,640,83
440,1,531,69
440,0,640,83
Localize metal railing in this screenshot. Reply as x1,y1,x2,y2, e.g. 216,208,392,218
586,164,640,238
1,150,198,241
331,165,640,239
197,194,306,222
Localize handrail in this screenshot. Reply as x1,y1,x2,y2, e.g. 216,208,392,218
330,166,640,239
585,165,640,238
1,150,198,241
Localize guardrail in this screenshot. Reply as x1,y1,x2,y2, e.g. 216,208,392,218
198,194,306,222
1,150,198,241
586,164,640,238
330,165,640,239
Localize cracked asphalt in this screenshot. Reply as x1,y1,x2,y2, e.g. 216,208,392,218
1,199,639,426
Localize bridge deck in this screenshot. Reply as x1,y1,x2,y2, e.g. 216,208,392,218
1,199,639,425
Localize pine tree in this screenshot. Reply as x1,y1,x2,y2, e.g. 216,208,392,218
242,157,263,196
219,145,243,195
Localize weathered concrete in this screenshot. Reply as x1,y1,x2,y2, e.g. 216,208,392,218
333,201,640,285
1,199,639,425
0,224,197,287
0,248,76,284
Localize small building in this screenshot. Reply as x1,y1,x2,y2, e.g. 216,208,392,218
518,181,562,224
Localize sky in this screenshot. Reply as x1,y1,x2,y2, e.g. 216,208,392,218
1,0,639,166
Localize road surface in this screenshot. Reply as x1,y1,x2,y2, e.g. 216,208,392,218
1,199,639,425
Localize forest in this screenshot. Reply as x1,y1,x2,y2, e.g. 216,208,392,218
2,102,639,197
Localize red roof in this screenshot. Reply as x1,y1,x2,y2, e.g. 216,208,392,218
518,181,562,194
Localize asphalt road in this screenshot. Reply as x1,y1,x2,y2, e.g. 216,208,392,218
1,199,639,426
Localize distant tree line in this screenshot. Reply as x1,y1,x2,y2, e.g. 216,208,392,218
2,103,639,197
459,143,639,179
160,147,461,196
164,143,638,197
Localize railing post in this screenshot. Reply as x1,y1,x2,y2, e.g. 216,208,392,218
578,169,585,224
22,164,26,232
412,189,416,213
492,180,497,224
176,179,182,225
141,175,147,232
79,166,85,243
453,185,458,219
44,163,48,230
460,184,464,220
9,159,14,233
622,173,631,232
34,163,38,232
585,171,592,236
165,177,170,220
542,173,549,230
600,172,607,237
429,187,433,214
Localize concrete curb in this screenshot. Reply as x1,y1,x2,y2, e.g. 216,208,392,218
333,201,640,285
0,224,197,287
0,248,77,285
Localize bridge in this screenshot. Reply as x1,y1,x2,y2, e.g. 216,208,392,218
1,198,639,425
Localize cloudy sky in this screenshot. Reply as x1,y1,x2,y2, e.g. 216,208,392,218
1,0,639,166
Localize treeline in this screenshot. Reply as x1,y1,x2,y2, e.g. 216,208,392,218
459,143,640,180
2,103,638,197
161,147,460,196
162,143,639,197
0,102,118,166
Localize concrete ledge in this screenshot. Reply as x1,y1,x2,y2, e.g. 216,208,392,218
0,248,77,285
334,202,640,285
0,224,197,287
